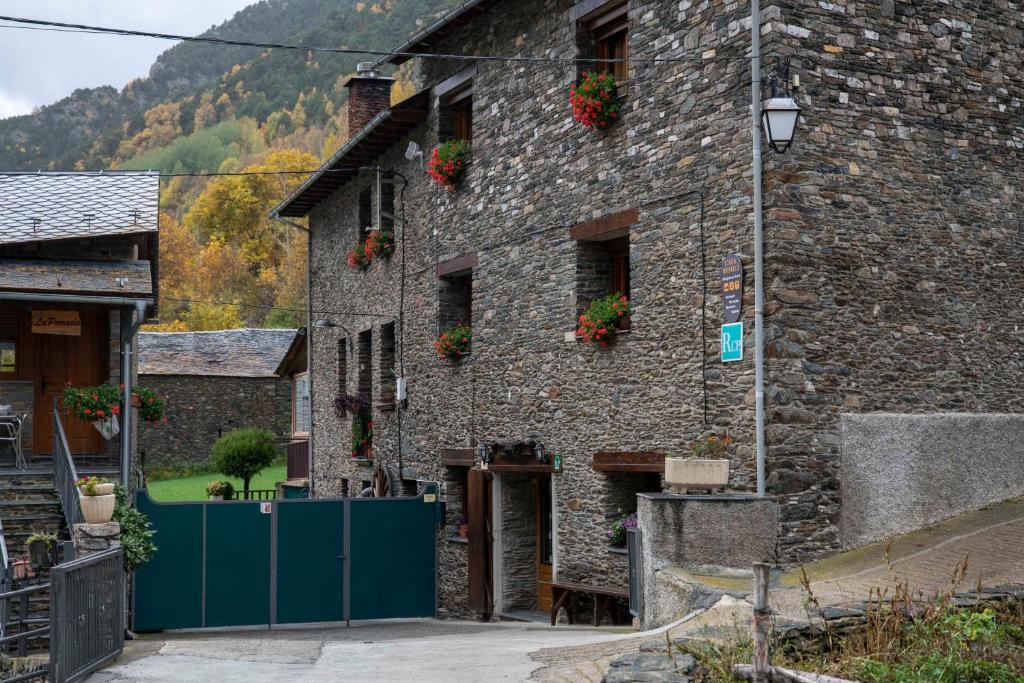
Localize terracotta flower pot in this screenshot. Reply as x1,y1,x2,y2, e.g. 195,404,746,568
458,524,469,539
665,458,730,492
79,493,116,524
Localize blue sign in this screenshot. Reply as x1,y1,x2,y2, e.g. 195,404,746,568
721,322,744,362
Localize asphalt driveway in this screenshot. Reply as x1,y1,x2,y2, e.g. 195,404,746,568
88,619,629,682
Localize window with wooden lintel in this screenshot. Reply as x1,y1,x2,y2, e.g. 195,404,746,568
437,252,476,353
573,208,636,331
574,0,629,81
437,66,475,143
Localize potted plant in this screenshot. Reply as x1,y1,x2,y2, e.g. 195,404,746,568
365,230,395,261
665,434,733,493
607,512,636,548
435,324,472,360
427,139,471,188
26,533,57,571
63,384,121,439
76,475,116,523
455,516,469,539
133,386,166,423
570,71,621,130
206,480,234,501
577,293,630,346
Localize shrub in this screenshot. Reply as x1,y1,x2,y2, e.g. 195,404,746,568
577,292,629,345
211,428,279,495
570,72,621,130
113,485,156,571
205,480,235,498
435,324,472,360
427,140,470,187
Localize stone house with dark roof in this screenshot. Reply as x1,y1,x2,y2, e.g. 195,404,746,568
274,0,1024,622
137,329,296,474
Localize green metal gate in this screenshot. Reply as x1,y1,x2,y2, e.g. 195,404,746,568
133,488,440,632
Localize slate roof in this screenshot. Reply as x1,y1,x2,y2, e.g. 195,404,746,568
0,172,160,245
138,328,298,378
272,91,429,218
0,259,153,297
372,0,493,67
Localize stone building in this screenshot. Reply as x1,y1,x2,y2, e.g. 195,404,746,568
273,0,1024,621
137,329,296,474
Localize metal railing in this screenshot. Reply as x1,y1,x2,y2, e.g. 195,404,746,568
52,406,83,531
49,549,124,683
230,489,277,501
285,439,309,480
626,527,643,620
0,579,51,681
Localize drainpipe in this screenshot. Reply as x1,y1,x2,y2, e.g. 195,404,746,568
272,213,314,497
751,0,767,497
121,301,146,489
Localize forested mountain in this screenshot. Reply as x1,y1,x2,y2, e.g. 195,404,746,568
0,0,456,331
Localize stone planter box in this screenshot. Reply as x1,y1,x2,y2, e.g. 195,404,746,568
665,458,729,492
79,493,116,524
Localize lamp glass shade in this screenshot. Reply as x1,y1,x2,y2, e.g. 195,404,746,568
761,96,801,153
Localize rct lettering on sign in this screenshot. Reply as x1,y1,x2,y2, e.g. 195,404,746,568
721,254,743,323
721,322,743,362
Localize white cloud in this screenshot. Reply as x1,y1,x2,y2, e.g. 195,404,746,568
0,91,34,119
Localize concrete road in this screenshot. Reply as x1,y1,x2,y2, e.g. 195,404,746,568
89,619,629,682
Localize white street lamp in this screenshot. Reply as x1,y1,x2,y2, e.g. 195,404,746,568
761,80,802,154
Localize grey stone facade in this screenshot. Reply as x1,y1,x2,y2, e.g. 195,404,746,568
137,374,292,472
292,0,1023,618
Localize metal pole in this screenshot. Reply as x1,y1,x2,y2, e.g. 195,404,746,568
751,0,766,497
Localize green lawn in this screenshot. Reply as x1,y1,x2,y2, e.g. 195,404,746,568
146,464,287,502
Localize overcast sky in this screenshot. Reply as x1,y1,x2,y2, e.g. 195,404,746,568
0,1,256,120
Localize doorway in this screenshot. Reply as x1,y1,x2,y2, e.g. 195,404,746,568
467,469,493,619
32,310,106,455
536,474,553,611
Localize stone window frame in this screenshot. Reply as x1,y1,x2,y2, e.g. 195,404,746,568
571,0,630,84
436,65,476,144
571,208,637,334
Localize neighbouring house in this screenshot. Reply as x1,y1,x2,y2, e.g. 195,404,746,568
273,0,1024,623
137,328,296,475
0,171,160,474
274,327,311,483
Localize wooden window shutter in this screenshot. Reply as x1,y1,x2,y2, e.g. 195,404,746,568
467,468,493,617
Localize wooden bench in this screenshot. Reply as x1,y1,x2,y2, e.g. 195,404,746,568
544,581,630,626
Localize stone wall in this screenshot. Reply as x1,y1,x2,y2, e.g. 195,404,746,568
305,0,1024,620
138,375,291,473
840,413,1024,549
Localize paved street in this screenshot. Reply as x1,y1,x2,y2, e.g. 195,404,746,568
89,620,634,682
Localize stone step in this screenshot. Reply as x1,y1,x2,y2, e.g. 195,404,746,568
0,474,57,490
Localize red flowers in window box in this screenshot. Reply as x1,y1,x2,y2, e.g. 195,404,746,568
428,140,471,188
365,230,395,260
347,243,368,270
577,293,630,346
570,72,621,130
435,324,472,360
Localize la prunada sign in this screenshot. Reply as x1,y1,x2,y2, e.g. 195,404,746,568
31,310,81,336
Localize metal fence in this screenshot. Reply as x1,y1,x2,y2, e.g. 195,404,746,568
626,527,643,620
49,549,125,683
230,489,277,501
52,406,83,530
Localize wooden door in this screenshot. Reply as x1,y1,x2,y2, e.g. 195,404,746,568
33,311,107,455
467,468,493,619
536,474,554,611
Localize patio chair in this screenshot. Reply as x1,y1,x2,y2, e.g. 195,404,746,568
0,415,27,469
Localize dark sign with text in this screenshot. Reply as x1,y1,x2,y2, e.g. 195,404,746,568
721,254,743,323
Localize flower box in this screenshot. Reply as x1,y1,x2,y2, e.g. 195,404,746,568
665,458,730,492
80,493,116,524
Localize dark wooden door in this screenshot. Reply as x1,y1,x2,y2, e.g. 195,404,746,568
467,468,493,619
33,311,106,455
536,475,553,611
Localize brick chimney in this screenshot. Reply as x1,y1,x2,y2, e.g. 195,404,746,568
344,62,395,138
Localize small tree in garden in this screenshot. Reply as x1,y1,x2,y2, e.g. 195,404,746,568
211,428,278,497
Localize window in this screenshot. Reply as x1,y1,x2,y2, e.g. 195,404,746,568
0,342,14,374
358,186,372,245
437,66,475,143
575,1,629,81
354,329,373,459
572,209,636,331
292,372,310,436
379,173,395,232
338,339,347,398
437,253,475,345
379,322,396,406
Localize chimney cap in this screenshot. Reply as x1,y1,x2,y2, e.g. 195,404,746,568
356,62,379,77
